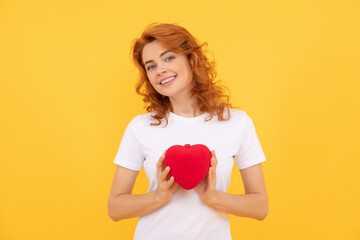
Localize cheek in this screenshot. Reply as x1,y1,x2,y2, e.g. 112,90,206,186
181,63,192,81
147,73,156,86
176,63,187,76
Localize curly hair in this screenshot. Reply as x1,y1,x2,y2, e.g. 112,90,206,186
131,23,234,126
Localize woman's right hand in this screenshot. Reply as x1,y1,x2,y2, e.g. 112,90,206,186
155,152,178,203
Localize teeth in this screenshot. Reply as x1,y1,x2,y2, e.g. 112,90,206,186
160,76,176,85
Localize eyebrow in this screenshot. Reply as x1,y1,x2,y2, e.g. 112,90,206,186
144,50,173,66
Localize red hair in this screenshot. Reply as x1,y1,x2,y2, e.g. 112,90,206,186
131,23,234,126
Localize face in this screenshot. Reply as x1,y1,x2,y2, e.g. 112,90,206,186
142,40,194,99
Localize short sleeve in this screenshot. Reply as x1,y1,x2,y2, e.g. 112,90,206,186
235,112,266,169
113,116,144,171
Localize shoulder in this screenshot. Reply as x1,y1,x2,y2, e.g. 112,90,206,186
217,108,256,132
127,111,158,129
226,108,249,122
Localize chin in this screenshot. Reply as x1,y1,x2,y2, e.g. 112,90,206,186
156,90,175,98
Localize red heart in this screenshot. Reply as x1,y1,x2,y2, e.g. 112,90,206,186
164,144,211,190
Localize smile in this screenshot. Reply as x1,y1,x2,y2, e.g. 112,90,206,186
160,75,177,85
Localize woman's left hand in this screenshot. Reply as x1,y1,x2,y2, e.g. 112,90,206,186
195,150,218,205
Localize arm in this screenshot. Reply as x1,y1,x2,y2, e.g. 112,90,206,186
195,151,268,221
107,154,178,222
209,163,268,220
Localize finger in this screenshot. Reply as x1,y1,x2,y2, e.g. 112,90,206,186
167,176,175,187
208,167,213,183
157,153,165,167
211,156,217,170
212,167,216,186
211,150,217,159
156,154,166,172
170,179,179,192
161,152,167,171
209,167,216,189
211,149,217,161
160,166,171,181
156,156,164,180
204,171,209,182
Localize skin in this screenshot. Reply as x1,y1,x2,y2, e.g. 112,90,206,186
142,40,201,118
108,40,268,222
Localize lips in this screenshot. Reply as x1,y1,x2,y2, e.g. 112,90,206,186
160,75,177,85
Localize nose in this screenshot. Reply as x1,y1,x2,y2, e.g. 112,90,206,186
157,67,166,75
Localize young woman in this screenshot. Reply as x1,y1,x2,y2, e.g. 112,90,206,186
108,23,268,240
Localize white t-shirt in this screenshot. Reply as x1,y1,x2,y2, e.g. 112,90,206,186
113,108,266,240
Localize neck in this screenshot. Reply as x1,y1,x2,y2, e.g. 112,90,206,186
169,93,201,118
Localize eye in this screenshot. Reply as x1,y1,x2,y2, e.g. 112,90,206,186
165,56,175,61
147,65,156,71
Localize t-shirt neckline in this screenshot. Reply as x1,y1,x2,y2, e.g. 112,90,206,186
169,111,208,122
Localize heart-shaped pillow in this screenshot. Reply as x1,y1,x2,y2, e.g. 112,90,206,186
164,144,211,190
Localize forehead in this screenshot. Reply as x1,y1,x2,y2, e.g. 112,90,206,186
142,40,169,61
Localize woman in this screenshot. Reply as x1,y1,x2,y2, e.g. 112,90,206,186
108,23,268,240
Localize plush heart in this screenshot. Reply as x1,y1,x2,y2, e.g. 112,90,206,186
164,144,211,190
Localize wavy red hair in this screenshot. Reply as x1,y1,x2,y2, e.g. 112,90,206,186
131,23,234,126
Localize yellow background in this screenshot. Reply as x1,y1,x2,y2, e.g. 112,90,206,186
1,0,359,239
